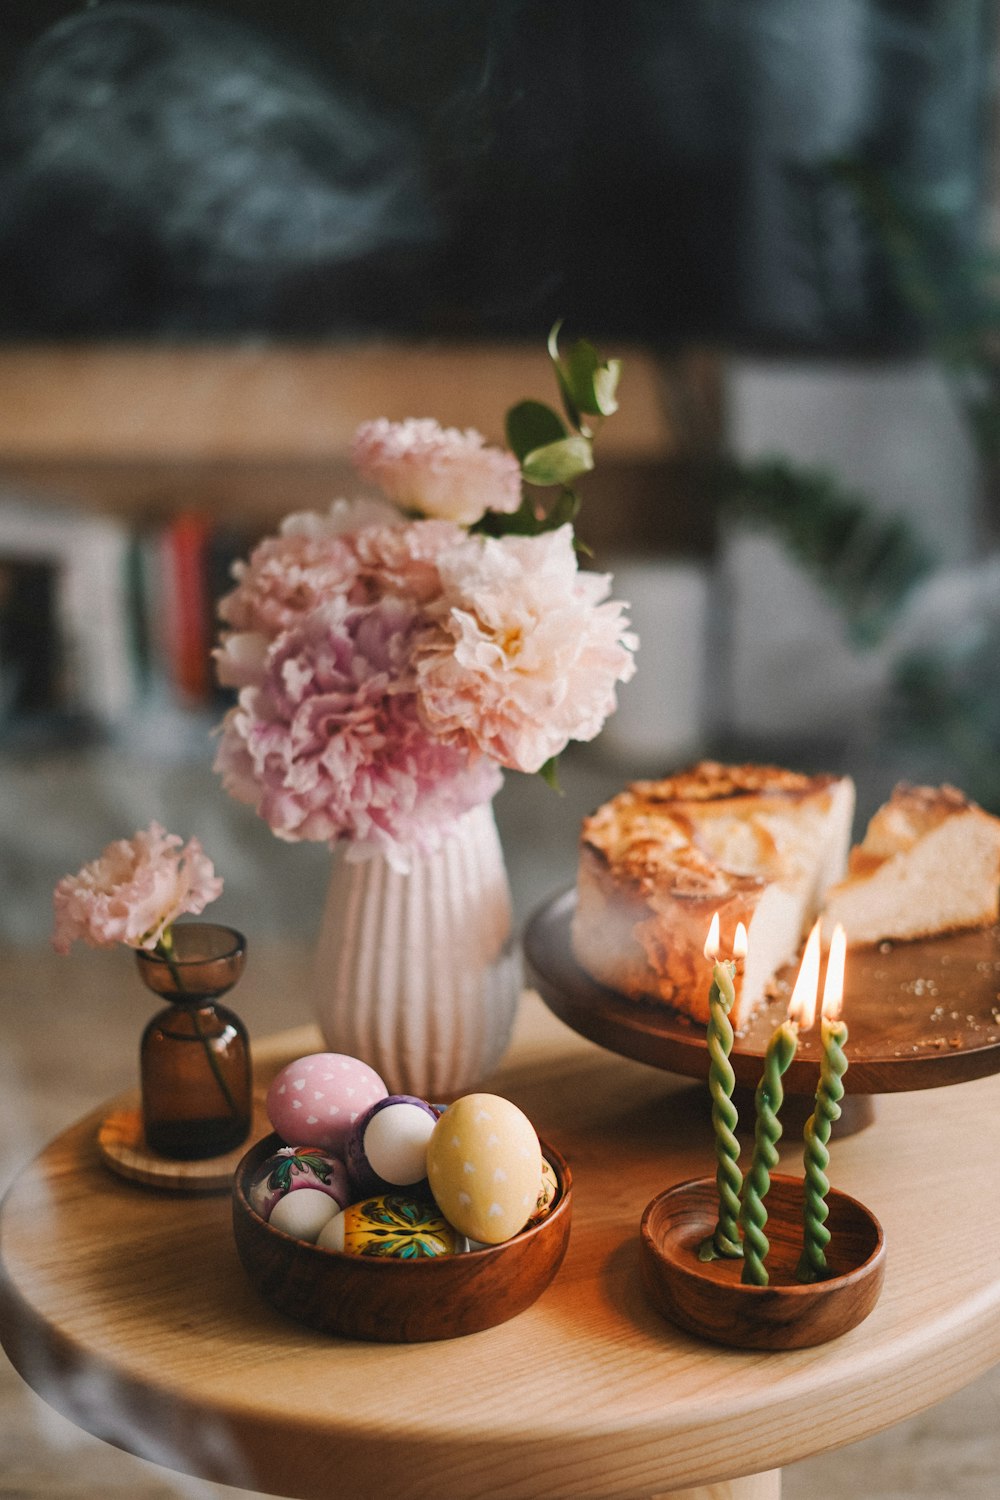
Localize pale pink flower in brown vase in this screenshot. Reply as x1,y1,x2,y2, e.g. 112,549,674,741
52,823,223,955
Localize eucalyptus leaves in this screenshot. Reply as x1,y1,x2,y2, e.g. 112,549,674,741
474,322,622,546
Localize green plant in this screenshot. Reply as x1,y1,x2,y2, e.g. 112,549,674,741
713,454,933,647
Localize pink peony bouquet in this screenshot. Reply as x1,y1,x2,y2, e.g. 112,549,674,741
52,823,223,955
213,329,638,870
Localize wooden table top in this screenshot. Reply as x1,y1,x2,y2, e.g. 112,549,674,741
3,991,1000,1500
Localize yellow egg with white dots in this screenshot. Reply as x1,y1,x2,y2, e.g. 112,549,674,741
426,1093,543,1245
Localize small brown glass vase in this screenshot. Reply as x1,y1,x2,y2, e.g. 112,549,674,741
136,923,252,1161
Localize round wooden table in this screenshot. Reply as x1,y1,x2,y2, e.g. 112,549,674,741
3,991,1000,1500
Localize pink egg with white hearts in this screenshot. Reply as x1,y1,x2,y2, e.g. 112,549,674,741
266,1053,387,1153
248,1146,351,1222
346,1095,438,1195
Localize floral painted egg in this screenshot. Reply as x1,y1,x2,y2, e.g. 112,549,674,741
346,1095,438,1195
316,1193,459,1258
248,1146,351,1222
266,1053,387,1153
526,1158,560,1227
426,1093,543,1246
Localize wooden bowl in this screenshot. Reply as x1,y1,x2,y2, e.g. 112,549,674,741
232,1132,572,1342
640,1174,885,1350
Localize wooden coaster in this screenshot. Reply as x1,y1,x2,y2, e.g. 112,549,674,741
97,1092,271,1193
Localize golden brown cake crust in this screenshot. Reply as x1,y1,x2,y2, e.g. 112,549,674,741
628,761,840,803
823,780,1000,944
580,761,845,892
846,782,979,877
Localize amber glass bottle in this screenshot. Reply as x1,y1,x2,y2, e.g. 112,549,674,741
137,923,252,1160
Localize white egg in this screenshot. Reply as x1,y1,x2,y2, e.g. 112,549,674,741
268,1187,339,1243
316,1209,347,1253
365,1101,437,1185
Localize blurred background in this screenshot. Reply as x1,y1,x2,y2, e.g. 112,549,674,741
2,3,1000,1497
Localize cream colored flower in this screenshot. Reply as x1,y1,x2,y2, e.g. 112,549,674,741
415,526,637,773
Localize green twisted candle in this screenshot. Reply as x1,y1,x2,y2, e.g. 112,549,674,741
796,1014,849,1282
698,958,744,1262
739,1020,799,1286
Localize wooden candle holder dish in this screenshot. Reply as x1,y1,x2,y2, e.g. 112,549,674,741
640,1174,885,1350
232,1131,572,1342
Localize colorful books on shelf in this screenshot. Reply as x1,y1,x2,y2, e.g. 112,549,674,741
0,496,252,749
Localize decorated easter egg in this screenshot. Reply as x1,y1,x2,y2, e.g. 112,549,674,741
266,1053,387,1152
426,1093,543,1245
526,1157,560,1227
248,1146,351,1222
346,1095,438,1195
316,1193,459,1258
268,1186,340,1242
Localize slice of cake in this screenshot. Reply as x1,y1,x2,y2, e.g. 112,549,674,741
572,761,856,1029
822,783,1000,946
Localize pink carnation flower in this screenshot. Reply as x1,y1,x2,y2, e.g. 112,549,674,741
217,499,395,636
217,501,464,634
352,417,522,525
213,595,502,869
214,515,468,694
352,517,467,604
415,526,637,774
219,531,359,636
52,824,223,954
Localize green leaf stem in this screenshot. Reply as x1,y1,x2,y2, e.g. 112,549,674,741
547,320,621,426
520,433,594,487
505,399,567,462
538,756,562,793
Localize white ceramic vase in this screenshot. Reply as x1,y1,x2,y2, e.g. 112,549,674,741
311,801,522,1099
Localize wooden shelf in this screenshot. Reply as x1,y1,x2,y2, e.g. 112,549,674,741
0,340,702,523
0,341,680,459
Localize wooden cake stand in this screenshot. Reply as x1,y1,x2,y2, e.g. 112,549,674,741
525,889,1000,1097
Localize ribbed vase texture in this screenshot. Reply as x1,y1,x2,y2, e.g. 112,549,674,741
312,802,522,1098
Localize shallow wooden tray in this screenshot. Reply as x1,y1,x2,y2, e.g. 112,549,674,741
525,888,1000,1094
98,1093,271,1193
641,1174,885,1350
232,1131,572,1342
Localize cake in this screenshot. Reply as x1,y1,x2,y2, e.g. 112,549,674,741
822,783,1000,946
572,762,856,1029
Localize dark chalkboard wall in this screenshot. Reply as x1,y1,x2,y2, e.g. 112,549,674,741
0,1,992,350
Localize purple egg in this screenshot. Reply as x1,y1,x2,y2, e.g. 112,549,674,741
248,1146,351,1222
346,1094,439,1195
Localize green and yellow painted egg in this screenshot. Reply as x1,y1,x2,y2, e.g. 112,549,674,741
316,1192,458,1258
526,1157,560,1227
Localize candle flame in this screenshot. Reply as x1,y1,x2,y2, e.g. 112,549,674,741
703,911,720,961
733,922,748,960
787,919,821,1031
822,923,847,1021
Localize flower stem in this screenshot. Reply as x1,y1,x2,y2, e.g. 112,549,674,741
155,929,240,1119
